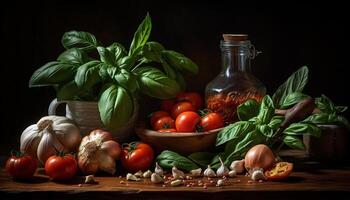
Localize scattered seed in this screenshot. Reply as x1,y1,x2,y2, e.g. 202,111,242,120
210,180,214,183
78,184,82,187
207,177,211,181
198,183,203,186
203,185,207,189
119,181,125,184
118,176,122,178
186,184,190,187
248,180,253,183
259,180,263,183
162,184,166,187
237,179,241,182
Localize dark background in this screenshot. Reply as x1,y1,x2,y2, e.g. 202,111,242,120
0,1,349,154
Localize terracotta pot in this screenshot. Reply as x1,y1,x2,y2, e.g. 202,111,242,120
48,98,138,142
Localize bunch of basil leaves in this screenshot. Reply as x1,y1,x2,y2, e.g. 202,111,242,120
29,14,198,130
156,66,349,171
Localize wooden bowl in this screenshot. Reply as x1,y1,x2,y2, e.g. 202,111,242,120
135,128,223,155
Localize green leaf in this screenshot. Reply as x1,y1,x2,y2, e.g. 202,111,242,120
118,55,137,70
97,46,116,65
113,69,138,92
210,152,226,169
129,14,152,56
74,61,102,89
283,135,305,150
156,150,198,171
237,99,260,121
216,121,255,146
61,31,98,51
258,124,274,138
141,41,165,62
134,67,180,99
257,95,275,124
162,50,198,74
268,116,284,130
98,84,134,129
280,92,310,109
303,113,329,124
335,106,348,113
107,42,127,63
272,66,309,108
29,61,77,87
188,152,216,167
57,48,89,65
57,81,80,100
334,116,350,129
283,123,321,137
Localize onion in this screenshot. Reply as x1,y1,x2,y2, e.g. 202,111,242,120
244,144,275,174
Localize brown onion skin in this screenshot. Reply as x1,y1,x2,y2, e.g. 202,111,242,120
244,144,275,173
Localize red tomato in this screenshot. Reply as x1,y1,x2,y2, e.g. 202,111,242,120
176,92,203,110
158,128,177,133
161,99,175,112
170,101,196,119
265,162,293,181
153,116,175,131
175,111,201,132
45,153,78,181
150,111,169,127
5,152,37,179
199,112,224,131
121,142,154,173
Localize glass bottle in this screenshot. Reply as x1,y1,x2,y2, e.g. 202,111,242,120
205,34,266,123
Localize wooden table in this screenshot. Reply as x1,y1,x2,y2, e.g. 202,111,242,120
1,167,350,200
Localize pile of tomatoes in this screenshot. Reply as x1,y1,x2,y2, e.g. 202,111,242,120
150,92,224,132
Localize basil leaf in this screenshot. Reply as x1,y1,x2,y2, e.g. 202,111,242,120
107,42,127,63
303,113,329,124
258,124,274,138
257,95,275,124
75,61,102,89
156,150,198,171
336,106,348,113
272,66,309,107
57,81,80,101
283,123,321,137
315,94,336,114
210,152,226,169
237,99,260,121
134,67,180,99
334,116,350,129
57,48,89,65
29,61,77,87
62,31,98,51
162,50,198,75
280,92,310,109
188,152,216,167
98,84,133,129
113,69,138,92
283,135,305,150
129,13,152,56
175,70,186,91
141,41,165,62
97,46,116,65
118,55,137,70
216,121,255,146
268,116,284,130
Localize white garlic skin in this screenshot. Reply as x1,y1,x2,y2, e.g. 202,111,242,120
228,170,236,177
216,157,229,177
204,165,216,177
151,173,164,184
172,166,185,179
85,175,95,183
126,173,140,181
155,162,164,176
251,169,266,181
134,170,143,178
230,159,245,174
216,179,225,186
190,168,202,177
170,179,183,187
143,170,152,178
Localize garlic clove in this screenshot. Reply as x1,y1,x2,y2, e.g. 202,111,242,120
151,173,164,184
37,129,65,164
204,165,216,177
230,159,245,174
172,166,185,179
216,157,229,177
228,170,236,177
85,175,96,184
155,162,164,176
216,179,225,186
143,170,152,178
126,173,140,181
134,170,143,178
190,168,202,177
251,168,266,181
170,179,183,187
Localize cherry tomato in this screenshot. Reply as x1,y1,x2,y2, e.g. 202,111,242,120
170,101,196,119
5,151,37,179
150,111,170,127
153,116,175,131
121,142,154,173
199,112,224,131
176,92,203,110
265,162,293,181
161,99,175,112
45,153,78,181
158,128,177,133
175,111,201,132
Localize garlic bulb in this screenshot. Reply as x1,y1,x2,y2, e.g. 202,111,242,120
151,173,164,183
155,162,164,175
216,157,229,177
20,116,81,164
172,166,184,179
204,165,216,177
230,159,245,174
78,129,121,175
190,168,202,177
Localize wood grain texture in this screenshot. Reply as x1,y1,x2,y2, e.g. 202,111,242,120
1,167,350,200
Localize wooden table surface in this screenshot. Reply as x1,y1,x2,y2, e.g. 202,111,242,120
1,166,350,200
